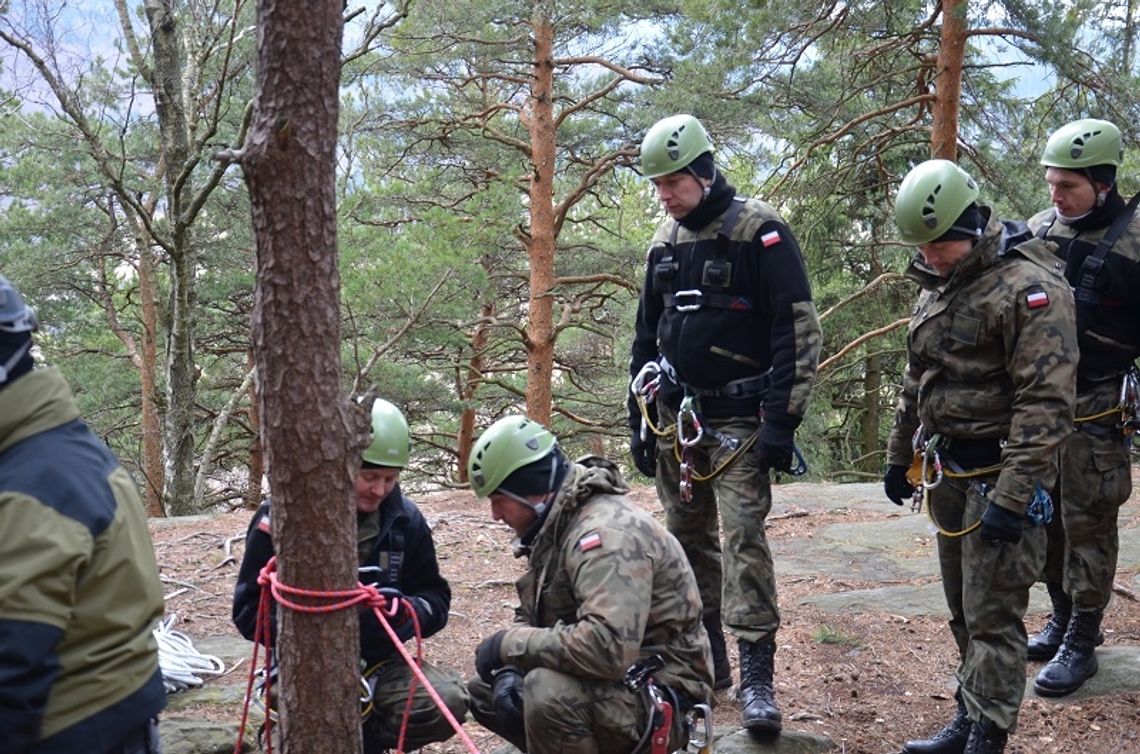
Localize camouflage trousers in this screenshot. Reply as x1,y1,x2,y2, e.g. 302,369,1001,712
1042,380,1133,611
929,475,1045,732
468,668,687,754
361,658,469,752
654,401,778,643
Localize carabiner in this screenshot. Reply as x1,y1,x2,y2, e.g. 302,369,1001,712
677,396,703,448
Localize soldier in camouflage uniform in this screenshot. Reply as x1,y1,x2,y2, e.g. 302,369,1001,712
1026,119,1140,698
466,415,713,754
882,160,1077,754
628,114,821,732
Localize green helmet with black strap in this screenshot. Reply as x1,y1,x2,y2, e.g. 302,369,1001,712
894,159,980,245
468,415,556,499
362,398,410,468
1040,119,1123,169
640,114,715,179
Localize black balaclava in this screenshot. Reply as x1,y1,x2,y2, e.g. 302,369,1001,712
0,331,34,391
677,152,736,231
933,203,985,243
498,445,569,553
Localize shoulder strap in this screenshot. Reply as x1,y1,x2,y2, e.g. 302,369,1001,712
1075,191,1140,305
715,196,745,257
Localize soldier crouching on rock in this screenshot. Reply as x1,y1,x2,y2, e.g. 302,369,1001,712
466,415,714,754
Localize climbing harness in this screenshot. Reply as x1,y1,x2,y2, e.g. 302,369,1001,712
235,557,480,754
625,654,711,754
908,430,1006,537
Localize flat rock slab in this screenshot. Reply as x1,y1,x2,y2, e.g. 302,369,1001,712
1026,646,1140,701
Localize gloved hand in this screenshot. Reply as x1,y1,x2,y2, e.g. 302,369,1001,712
376,587,411,624
980,502,1023,544
491,666,526,746
475,629,507,682
883,464,915,506
630,431,657,477
756,421,794,474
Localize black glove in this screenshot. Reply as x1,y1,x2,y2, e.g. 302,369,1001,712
980,502,1023,544
756,421,794,474
630,431,657,478
883,464,915,506
376,587,411,624
491,666,526,745
475,629,507,682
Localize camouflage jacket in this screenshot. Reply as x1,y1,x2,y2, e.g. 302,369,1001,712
886,209,1078,515
499,456,713,704
1028,198,1140,380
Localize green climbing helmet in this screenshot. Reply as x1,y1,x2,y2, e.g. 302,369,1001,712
1040,119,1123,169
361,398,410,468
893,159,980,245
468,415,556,498
640,114,715,179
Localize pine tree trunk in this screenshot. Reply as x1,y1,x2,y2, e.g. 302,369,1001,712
523,6,557,425
931,0,967,160
241,2,361,752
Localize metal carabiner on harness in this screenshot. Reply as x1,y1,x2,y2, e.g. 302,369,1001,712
624,655,674,754
677,397,703,448
1119,367,1140,437
631,362,664,441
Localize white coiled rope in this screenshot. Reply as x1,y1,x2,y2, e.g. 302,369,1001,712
154,614,226,694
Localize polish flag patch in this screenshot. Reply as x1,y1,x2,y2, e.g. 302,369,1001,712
577,531,603,552
760,230,781,247
257,512,271,534
1026,289,1050,309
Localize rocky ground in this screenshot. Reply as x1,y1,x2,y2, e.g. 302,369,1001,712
150,476,1140,754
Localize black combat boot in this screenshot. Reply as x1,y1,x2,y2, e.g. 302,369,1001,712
738,639,781,733
1026,582,1070,661
963,719,1007,754
702,613,733,690
1034,609,1102,697
901,691,970,754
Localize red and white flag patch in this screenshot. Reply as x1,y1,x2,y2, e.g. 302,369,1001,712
1026,289,1049,309
760,230,781,247
257,512,271,534
577,531,603,552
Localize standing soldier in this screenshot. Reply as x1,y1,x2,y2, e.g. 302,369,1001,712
882,160,1077,754
1026,118,1140,697
627,113,821,732
466,415,713,754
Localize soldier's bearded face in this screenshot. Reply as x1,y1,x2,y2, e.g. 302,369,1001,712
917,238,974,278
651,171,709,219
489,493,539,536
1044,167,1099,218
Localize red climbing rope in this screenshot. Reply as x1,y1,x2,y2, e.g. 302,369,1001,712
234,556,480,754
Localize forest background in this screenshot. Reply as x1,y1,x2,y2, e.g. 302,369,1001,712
1,0,1137,518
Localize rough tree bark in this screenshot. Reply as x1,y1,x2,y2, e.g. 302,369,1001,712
239,1,362,751
522,3,557,425
931,0,967,160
